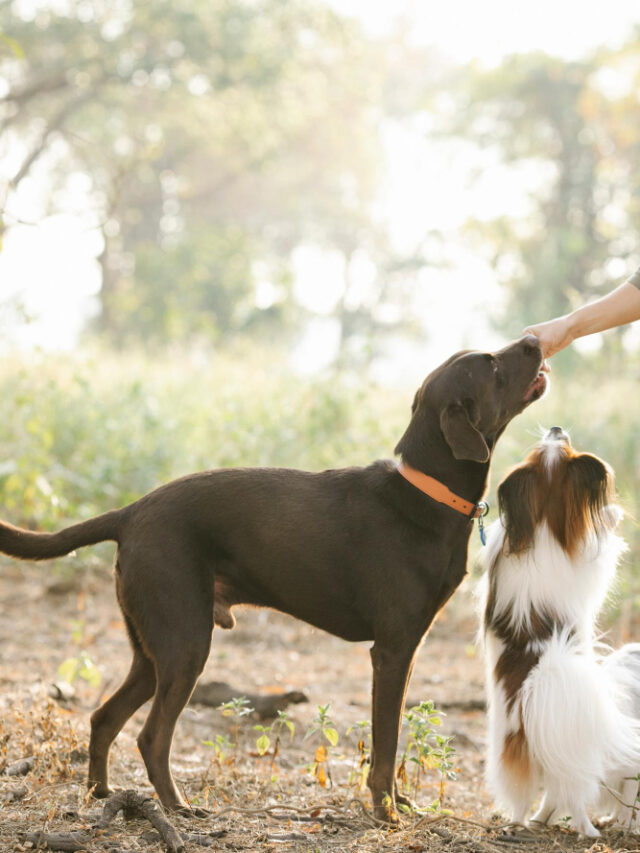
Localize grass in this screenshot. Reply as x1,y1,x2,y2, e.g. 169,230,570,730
0,346,405,529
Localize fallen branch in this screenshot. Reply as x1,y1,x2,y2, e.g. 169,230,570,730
406,696,485,712
4,755,35,776
97,789,184,853
17,790,194,853
2,785,27,803
265,831,307,841
189,680,308,719
19,831,90,852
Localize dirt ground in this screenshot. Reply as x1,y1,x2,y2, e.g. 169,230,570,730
1,557,639,853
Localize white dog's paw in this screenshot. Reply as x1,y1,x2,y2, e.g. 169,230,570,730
570,818,600,838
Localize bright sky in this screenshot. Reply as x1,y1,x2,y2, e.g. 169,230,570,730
331,0,636,64
1,0,637,380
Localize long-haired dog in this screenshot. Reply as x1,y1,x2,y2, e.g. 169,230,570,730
479,427,640,836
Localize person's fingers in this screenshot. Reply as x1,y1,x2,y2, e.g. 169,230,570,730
523,326,552,358
523,324,546,340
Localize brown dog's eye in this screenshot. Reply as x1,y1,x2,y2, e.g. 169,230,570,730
493,361,506,388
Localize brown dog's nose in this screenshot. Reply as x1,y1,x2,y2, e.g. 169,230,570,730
520,334,541,357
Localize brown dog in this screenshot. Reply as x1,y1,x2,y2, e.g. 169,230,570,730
0,337,546,819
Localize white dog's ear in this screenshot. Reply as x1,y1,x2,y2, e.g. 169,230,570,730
602,504,624,530
498,465,540,554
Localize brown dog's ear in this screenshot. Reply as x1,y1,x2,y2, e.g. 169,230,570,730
440,403,490,463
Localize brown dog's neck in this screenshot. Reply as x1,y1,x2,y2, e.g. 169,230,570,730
395,420,491,506
394,410,492,505
397,452,489,508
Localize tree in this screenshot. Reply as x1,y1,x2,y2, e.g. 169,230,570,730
448,38,640,366
1,0,387,347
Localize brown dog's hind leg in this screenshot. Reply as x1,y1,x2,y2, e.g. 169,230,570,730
368,641,417,822
133,576,213,810
109,547,214,811
136,646,210,812
88,646,156,798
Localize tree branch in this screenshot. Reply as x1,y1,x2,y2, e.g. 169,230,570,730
9,87,99,190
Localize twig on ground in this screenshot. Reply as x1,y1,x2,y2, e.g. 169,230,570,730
415,812,516,832
18,830,91,852
201,796,380,827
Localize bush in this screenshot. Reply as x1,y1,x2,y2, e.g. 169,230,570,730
0,346,406,532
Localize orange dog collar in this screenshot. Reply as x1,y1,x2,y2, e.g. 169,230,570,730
397,462,487,519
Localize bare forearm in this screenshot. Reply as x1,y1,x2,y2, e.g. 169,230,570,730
565,282,640,339
524,279,640,358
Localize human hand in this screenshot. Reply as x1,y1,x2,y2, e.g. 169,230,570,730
522,316,574,359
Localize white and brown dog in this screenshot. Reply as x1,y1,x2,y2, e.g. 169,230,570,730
479,427,640,836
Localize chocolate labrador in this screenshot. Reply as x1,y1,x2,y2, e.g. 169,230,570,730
0,336,547,820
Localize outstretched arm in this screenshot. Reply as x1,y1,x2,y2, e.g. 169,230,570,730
523,275,640,358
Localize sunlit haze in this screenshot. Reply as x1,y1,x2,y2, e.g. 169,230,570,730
1,0,637,383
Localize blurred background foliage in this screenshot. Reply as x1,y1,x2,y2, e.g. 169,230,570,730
0,2,639,616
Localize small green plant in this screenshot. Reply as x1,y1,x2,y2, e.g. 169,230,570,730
346,719,371,792
305,703,339,788
202,733,234,767
396,701,456,811
433,732,456,807
57,650,101,688
218,696,254,745
254,710,295,761
254,724,271,757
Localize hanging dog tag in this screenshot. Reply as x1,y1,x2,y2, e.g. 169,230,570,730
475,501,489,547
478,515,486,546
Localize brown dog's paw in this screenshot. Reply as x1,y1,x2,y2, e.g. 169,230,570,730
88,783,114,800
372,795,401,824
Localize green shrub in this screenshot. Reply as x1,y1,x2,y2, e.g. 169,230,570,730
0,346,405,534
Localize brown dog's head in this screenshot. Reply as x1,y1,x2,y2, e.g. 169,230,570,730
396,335,547,467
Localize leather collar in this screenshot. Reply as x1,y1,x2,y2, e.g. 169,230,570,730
397,462,486,519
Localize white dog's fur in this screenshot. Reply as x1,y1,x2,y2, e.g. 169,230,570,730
479,430,640,836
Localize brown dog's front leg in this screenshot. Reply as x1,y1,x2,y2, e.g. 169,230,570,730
368,641,416,822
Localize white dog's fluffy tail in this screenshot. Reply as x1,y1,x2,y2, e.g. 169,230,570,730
522,631,640,811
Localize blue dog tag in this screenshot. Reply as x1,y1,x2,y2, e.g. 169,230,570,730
478,515,487,546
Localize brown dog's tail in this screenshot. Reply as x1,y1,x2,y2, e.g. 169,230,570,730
0,508,125,562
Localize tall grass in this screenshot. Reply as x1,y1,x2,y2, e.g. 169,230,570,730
0,347,406,529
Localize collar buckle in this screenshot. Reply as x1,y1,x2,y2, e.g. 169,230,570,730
472,500,490,520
